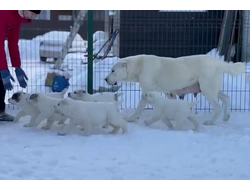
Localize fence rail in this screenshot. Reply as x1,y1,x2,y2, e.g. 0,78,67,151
4,10,250,112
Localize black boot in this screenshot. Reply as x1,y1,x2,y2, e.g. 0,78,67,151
0,112,14,122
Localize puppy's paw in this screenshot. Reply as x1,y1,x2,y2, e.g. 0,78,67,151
223,113,230,122
41,126,50,130
13,117,19,123
125,114,138,122
23,123,32,128
202,120,215,125
144,120,149,125
102,125,109,129
58,120,64,125
57,132,66,136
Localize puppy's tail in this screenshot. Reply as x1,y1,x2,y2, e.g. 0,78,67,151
114,92,124,101
221,61,246,76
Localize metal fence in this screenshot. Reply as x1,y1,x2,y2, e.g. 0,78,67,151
5,10,250,112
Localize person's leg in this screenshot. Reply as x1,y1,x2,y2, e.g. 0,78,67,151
0,72,14,122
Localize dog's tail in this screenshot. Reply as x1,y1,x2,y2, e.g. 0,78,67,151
114,92,124,101
221,62,246,76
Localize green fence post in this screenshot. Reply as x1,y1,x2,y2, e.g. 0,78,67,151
87,10,93,94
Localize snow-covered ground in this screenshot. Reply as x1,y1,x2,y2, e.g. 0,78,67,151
1,37,250,180
1,108,250,180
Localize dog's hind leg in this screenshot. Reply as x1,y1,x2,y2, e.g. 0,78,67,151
187,116,200,131
199,79,223,125
174,117,186,130
109,115,128,134
218,91,231,122
144,114,160,126
161,117,174,129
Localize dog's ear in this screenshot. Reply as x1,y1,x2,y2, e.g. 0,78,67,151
122,61,127,68
147,93,153,98
80,90,86,94
78,90,86,96
11,92,22,102
30,93,39,101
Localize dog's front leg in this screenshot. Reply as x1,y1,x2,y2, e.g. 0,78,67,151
58,120,76,136
14,110,27,123
126,93,148,122
41,116,54,130
144,114,160,126
58,117,67,125
80,119,92,136
33,113,47,127
23,113,38,127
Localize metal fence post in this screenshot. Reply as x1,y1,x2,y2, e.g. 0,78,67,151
87,10,94,94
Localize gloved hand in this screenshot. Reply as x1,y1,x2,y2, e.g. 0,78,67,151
15,68,28,88
0,69,15,91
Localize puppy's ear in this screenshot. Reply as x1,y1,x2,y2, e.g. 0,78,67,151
80,90,86,94
148,93,153,98
30,93,39,101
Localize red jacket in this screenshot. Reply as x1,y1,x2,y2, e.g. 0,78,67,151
0,10,31,70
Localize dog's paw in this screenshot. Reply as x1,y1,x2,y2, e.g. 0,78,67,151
144,120,149,125
58,121,64,125
13,117,19,123
41,126,50,130
202,120,215,125
57,132,66,136
102,125,109,129
23,123,32,128
223,113,231,122
125,114,138,122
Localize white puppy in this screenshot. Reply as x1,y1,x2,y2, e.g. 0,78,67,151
68,89,123,102
105,54,245,125
143,91,200,131
8,91,66,129
8,92,40,127
46,88,68,99
53,98,128,136
28,93,68,130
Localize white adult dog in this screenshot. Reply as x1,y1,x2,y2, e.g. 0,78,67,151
53,98,128,136
28,93,68,130
68,89,123,102
143,91,200,131
105,54,245,125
